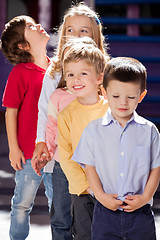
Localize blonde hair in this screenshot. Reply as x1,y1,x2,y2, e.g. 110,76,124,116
63,38,106,75
50,2,109,78
56,37,106,92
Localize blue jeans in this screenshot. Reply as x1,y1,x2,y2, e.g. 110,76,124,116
9,159,53,240
92,201,156,240
51,161,73,240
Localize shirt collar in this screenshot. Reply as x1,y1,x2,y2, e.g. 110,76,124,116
21,56,50,71
102,108,147,126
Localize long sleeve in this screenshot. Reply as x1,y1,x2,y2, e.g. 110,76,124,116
46,98,58,158
58,111,89,196
36,64,61,143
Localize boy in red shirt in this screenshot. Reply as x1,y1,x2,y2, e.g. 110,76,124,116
1,15,52,239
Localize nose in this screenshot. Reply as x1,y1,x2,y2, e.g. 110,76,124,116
73,30,81,38
73,74,81,83
120,97,128,105
36,24,41,30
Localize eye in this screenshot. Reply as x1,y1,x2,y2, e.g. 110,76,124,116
128,96,135,99
67,28,73,33
27,23,36,30
81,29,88,33
67,73,74,78
81,72,87,76
112,95,119,98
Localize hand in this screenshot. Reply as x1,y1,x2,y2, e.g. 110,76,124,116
31,142,50,176
101,193,123,211
9,147,26,171
121,194,147,212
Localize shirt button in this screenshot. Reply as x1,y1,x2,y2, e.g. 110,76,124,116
120,173,124,177
121,152,124,156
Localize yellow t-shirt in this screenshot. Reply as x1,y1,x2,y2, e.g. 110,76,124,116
58,97,108,195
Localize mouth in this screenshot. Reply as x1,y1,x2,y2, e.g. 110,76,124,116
118,108,128,112
72,85,84,90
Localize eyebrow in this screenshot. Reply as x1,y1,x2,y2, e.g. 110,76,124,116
66,26,91,30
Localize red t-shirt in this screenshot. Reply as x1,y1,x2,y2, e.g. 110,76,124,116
2,60,50,159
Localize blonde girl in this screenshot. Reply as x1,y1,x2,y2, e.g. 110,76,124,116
32,2,109,239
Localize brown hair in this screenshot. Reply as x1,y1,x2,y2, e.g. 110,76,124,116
50,2,109,79
1,15,35,65
103,57,147,93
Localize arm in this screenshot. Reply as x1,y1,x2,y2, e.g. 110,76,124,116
32,99,58,175
123,167,160,212
85,165,123,211
36,64,60,143
5,107,26,170
58,112,89,195
32,66,60,172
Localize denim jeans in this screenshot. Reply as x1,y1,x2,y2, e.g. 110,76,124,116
9,159,53,240
92,201,156,240
51,161,73,240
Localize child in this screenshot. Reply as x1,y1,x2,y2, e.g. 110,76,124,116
1,16,53,240
57,38,109,240
32,2,109,161
31,3,109,239
72,57,160,240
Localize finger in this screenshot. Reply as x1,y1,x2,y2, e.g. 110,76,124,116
17,162,23,170
113,193,118,198
124,199,134,205
12,163,21,171
125,195,134,200
22,156,26,165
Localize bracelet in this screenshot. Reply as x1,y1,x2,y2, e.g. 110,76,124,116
35,141,46,146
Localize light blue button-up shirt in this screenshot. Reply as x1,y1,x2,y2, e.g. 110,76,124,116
72,108,160,205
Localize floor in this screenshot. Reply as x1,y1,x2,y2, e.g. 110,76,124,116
0,111,160,239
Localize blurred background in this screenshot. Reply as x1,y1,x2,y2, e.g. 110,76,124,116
0,0,160,239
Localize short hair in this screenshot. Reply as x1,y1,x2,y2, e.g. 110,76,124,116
103,57,147,92
1,15,35,65
62,37,107,77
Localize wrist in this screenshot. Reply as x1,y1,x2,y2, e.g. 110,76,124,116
35,141,46,146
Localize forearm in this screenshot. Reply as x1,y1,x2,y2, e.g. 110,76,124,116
85,165,105,202
5,107,19,150
143,167,160,202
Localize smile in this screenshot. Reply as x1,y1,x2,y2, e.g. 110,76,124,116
73,85,84,90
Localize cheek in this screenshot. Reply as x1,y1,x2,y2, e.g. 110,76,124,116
66,80,72,89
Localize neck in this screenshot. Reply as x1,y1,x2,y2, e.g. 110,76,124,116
34,53,49,70
31,45,49,70
77,94,100,106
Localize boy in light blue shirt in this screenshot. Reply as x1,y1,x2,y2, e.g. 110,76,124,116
72,57,160,240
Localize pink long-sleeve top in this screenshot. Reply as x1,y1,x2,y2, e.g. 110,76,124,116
44,88,76,172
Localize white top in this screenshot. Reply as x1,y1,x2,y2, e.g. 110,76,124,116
36,63,61,143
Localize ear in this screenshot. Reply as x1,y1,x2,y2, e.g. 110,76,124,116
17,43,29,51
100,86,107,100
97,72,104,85
139,89,147,103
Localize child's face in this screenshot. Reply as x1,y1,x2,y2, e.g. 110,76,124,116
24,20,50,51
105,80,143,127
65,15,93,39
64,59,103,105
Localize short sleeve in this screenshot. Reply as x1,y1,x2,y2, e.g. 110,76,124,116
72,125,95,167
2,66,27,108
150,125,160,169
